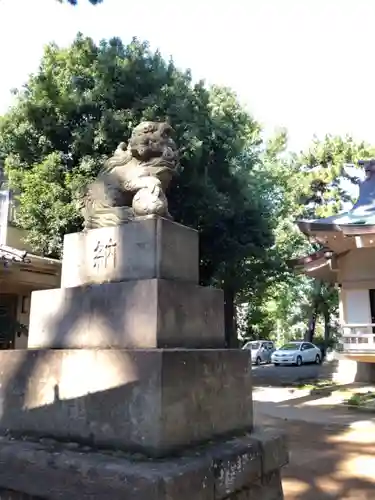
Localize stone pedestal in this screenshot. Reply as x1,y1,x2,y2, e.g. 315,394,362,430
28,217,223,349
28,280,224,349
355,361,375,382
0,217,288,498
332,357,375,384
0,427,288,500
61,216,199,288
0,349,252,457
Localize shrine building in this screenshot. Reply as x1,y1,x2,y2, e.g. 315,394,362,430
0,186,60,349
295,158,375,382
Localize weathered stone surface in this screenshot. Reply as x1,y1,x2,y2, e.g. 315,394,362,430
0,438,161,500
28,279,224,349
355,361,375,383
211,429,287,500
225,471,283,499
81,122,179,228
0,491,40,500
212,436,261,499
0,431,286,500
61,217,199,288
250,428,288,475
0,349,252,456
161,457,215,500
258,470,284,499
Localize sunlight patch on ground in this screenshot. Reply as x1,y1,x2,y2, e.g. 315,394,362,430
281,478,309,498
300,392,347,406
314,476,341,495
349,419,375,430
251,387,310,403
298,388,370,407
337,454,375,481
327,425,375,444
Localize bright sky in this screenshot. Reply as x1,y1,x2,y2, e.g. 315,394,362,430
1,0,375,152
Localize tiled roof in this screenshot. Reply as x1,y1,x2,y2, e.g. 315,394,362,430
0,244,30,267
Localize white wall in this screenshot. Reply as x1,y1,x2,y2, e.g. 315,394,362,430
341,288,372,325
0,190,9,245
339,248,375,286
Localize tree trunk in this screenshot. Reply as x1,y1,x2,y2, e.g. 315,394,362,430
305,280,323,343
323,307,330,358
305,302,318,342
224,285,238,348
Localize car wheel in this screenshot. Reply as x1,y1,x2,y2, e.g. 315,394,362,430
296,356,302,367
274,363,279,367
315,354,321,364
256,357,262,366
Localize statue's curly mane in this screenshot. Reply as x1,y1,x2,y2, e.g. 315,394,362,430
81,121,178,228
100,121,178,175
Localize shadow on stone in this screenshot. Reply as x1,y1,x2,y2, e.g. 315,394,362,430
0,348,253,458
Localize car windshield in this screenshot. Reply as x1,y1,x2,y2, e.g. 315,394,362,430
250,342,260,349
279,343,300,351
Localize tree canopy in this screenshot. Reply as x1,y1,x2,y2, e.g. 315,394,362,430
2,33,369,347
238,134,374,345
0,35,277,346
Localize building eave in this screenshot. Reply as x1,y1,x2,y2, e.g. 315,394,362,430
294,255,338,282
297,158,375,241
0,244,61,275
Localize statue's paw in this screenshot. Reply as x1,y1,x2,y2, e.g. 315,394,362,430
150,184,162,196
132,187,168,217
144,176,162,191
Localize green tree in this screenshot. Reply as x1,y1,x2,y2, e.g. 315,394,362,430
286,135,375,344
295,135,374,218
235,129,311,344
0,35,274,347
237,134,360,346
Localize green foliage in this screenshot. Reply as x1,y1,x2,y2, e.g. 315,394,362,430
0,35,273,300
237,134,371,343
4,35,370,346
236,128,312,341
313,335,337,349
296,135,375,218
346,392,375,407
292,135,375,341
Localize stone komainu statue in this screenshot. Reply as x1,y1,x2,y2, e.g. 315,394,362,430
81,121,178,229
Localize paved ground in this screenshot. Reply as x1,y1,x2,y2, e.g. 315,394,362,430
254,387,375,499
254,389,375,426
251,361,330,386
257,415,375,500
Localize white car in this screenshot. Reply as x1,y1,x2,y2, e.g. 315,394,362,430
271,341,322,367
242,340,275,365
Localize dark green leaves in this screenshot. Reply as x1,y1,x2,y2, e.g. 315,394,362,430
0,35,272,300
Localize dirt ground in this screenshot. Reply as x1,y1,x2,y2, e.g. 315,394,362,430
260,416,375,500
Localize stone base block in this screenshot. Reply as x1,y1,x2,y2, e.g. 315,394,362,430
61,216,199,288
28,279,224,349
332,358,375,384
0,427,288,499
355,360,375,382
0,349,252,457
